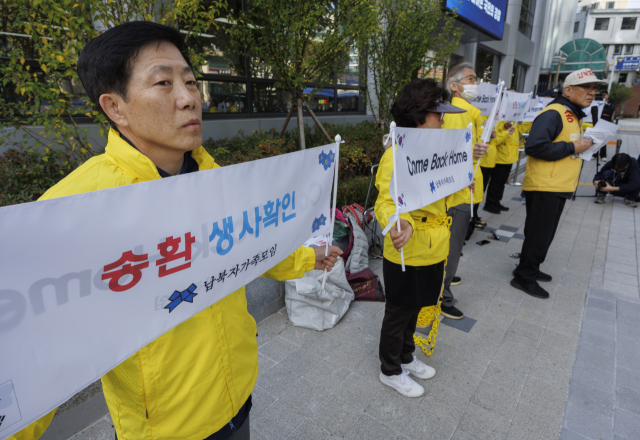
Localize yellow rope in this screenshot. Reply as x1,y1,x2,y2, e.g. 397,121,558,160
413,214,453,357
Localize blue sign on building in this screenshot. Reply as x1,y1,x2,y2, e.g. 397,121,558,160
444,0,508,40
615,56,640,70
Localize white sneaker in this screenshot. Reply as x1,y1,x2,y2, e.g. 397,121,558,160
379,371,425,397
401,356,436,380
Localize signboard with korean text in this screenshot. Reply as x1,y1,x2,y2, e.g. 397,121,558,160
615,56,640,70
392,126,474,214
471,82,502,116
0,144,336,439
498,91,533,122
444,0,508,39
521,97,553,123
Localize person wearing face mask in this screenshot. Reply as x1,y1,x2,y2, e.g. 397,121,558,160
376,78,469,397
511,68,604,299
439,63,489,320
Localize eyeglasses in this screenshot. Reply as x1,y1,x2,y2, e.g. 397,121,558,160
460,74,479,83
574,85,599,92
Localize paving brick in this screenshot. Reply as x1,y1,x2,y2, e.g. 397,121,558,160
279,379,331,417
563,401,614,440
257,313,291,336
575,343,616,373
579,317,616,340
304,360,350,393
458,402,510,440
451,429,481,440
616,366,640,394
602,279,640,298
421,388,470,426
332,373,390,411
279,347,323,376
251,385,277,416
470,380,518,419
584,307,617,326
578,328,616,354
250,429,268,440
507,319,545,342
616,386,640,416
586,297,616,312
572,360,615,394
311,394,363,438
482,361,528,395
507,422,555,440
428,365,482,400
604,270,639,287
256,363,300,398
616,346,640,372
521,376,569,414
259,336,299,362
342,414,397,440
559,428,590,440
324,341,369,372
614,408,640,440
252,400,306,440
617,320,640,340
511,399,564,440
287,419,334,440
567,380,614,419
529,357,574,390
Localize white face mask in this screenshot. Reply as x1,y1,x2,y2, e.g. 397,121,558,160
457,83,479,102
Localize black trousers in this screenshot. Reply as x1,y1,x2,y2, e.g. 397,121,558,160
514,191,566,284
485,163,513,209
379,302,420,376
473,166,494,219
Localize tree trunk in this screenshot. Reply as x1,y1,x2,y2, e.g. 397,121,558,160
296,99,306,150
279,105,296,138
303,101,332,142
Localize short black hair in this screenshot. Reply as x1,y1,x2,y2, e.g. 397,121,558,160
391,79,448,128
78,21,193,126
612,153,631,170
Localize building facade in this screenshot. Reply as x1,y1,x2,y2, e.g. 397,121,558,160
573,0,640,87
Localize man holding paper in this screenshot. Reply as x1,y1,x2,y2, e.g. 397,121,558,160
511,68,604,299
18,22,341,440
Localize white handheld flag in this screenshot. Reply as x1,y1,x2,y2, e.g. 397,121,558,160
471,83,503,116
0,146,335,439
498,91,533,122
522,97,553,122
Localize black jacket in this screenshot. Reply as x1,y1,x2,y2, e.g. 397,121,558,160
601,100,617,122
594,157,640,193
525,96,587,162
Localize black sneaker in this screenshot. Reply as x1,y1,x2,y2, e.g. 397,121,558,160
482,204,501,215
510,278,550,299
512,269,552,282
441,304,464,319
498,204,509,211
451,276,462,286
537,271,552,282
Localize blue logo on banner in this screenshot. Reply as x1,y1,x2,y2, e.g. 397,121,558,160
430,181,436,193
465,132,472,143
312,214,327,233
319,151,335,170
165,283,197,312
469,172,473,182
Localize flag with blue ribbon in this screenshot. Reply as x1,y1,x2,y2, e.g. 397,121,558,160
165,283,198,312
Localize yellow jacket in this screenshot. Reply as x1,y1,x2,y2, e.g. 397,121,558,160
375,144,450,266
523,104,583,193
479,118,509,168
495,122,531,164
34,129,316,440
442,97,484,206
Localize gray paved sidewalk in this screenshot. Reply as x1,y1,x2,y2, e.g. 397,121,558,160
65,132,640,440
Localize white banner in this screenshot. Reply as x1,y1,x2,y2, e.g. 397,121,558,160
583,100,605,124
522,96,554,122
498,91,533,122
392,126,474,214
0,144,336,439
471,82,503,116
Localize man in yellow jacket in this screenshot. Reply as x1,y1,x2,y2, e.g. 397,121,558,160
511,68,603,299
20,22,340,440
440,63,489,319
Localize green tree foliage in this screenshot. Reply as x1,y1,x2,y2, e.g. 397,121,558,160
609,82,634,115
362,0,463,126
230,0,376,148
0,0,224,165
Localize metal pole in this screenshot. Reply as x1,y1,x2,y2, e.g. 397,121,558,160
509,149,524,186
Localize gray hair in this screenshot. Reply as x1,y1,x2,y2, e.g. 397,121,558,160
446,62,475,94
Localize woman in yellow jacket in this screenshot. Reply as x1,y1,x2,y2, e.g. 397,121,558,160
477,117,508,218
375,78,467,398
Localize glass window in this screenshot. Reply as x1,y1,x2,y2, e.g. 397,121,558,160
622,17,637,30
337,89,361,112
518,0,536,38
511,62,527,93
606,1,615,8
336,48,359,86
574,21,580,33
602,44,609,55
594,18,610,30
475,47,495,83
200,81,248,114
614,44,623,55
625,44,634,54
251,83,293,113
619,73,628,83
304,88,335,113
